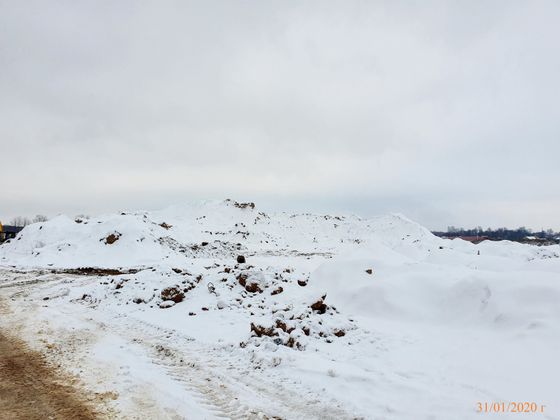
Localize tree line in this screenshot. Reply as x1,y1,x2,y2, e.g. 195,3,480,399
433,226,559,242
7,215,48,227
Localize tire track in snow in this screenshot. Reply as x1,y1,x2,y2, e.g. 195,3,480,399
103,312,271,419
105,312,357,420
0,269,358,419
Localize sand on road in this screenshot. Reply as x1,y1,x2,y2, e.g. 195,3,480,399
0,328,100,420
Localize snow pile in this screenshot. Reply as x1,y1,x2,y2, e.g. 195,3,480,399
0,213,175,267
309,256,560,331
0,200,443,268
1,200,560,418
2,200,559,343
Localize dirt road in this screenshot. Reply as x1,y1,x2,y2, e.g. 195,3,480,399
0,330,100,420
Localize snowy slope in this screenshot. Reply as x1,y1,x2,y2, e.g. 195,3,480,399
1,200,559,419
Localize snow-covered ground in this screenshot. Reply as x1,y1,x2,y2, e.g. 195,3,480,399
1,199,559,419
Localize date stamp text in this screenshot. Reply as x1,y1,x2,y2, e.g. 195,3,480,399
477,402,546,414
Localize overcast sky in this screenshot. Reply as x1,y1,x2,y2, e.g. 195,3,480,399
2,1,559,230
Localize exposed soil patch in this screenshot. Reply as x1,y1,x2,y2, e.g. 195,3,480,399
236,273,263,293
52,267,140,276
310,298,328,314
244,282,262,293
0,332,100,420
250,323,277,337
271,286,283,295
275,320,295,334
160,286,185,303
237,273,248,287
102,233,121,245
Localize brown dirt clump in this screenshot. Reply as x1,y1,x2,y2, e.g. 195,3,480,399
275,320,295,334
310,299,328,314
250,323,277,337
286,336,296,348
103,233,120,245
236,273,262,293
244,282,262,293
271,286,283,295
159,222,172,229
365,269,373,275
0,332,101,420
160,286,185,303
237,273,247,287
237,255,246,264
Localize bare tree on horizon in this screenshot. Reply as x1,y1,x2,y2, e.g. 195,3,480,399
10,216,31,227
32,215,48,223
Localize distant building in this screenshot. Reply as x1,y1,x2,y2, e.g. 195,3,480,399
0,222,24,242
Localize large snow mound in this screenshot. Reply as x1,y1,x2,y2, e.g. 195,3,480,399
0,200,447,268
2,199,558,335
1,200,560,418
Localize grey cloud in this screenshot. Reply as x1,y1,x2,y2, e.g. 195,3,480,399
1,1,559,229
